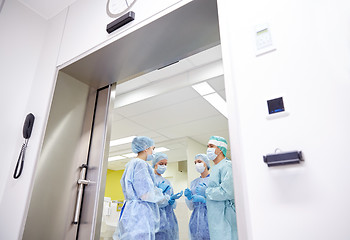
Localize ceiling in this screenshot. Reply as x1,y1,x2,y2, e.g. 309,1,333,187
18,0,77,19
108,45,231,170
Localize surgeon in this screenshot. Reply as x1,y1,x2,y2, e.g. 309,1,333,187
196,136,238,240
152,152,183,240
184,154,211,240
114,136,174,240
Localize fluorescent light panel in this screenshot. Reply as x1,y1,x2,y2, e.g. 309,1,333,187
154,147,170,153
203,93,228,118
108,155,126,162
192,82,215,96
123,153,138,158
110,136,136,147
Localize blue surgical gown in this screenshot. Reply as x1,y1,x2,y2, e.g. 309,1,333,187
205,158,237,240
185,175,210,240
114,158,170,240
154,174,179,240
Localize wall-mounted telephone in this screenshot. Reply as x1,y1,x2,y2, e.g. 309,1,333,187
13,113,35,179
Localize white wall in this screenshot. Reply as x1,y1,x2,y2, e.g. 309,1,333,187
0,0,47,202
217,0,350,239
57,0,187,66
0,1,67,239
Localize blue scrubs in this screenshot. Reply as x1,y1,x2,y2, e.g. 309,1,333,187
185,175,210,240
114,158,170,240
153,174,179,240
205,159,237,240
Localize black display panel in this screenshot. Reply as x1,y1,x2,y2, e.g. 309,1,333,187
267,97,285,114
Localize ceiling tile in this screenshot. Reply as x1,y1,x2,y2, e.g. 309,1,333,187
130,97,220,130
115,86,199,118
157,114,228,139
187,45,222,66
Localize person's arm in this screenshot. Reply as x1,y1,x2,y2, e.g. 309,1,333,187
206,163,234,201
133,161,169,205
185,197,194,211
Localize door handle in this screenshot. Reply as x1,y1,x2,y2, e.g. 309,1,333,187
73,164,91,224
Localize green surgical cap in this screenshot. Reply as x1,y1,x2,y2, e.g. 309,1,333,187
208,136,228,157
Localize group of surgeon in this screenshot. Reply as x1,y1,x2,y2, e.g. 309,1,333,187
113,135,237,240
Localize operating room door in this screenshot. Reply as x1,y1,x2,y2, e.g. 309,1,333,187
23,80,115,240
76,84,115,239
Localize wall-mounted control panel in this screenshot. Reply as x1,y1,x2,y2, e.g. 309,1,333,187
266,96,289,120
255,23,276,56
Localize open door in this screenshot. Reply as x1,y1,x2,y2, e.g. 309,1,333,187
23,81,115,240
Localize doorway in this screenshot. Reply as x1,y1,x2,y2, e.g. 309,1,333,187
22,0,231,239
102,45,231,240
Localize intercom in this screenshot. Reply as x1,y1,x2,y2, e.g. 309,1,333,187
13,113,35,179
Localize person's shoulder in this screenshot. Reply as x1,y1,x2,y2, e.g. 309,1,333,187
130,158,148,168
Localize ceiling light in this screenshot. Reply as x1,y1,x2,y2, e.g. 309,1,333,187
154,147,170,153
203,93,228,118
110,136,136,147
123,153,138,158
108,155,126,162
192,82,215,96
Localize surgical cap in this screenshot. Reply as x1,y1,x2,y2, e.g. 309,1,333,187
131,136,155,153
152,152,168,168
195,154,210,170
208,136,228,157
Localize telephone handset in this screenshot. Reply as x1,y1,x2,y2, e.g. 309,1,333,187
23,113,35,139
13,113,35,179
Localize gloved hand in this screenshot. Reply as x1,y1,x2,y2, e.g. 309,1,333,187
170,190,183,200
158,181,170,194
192,194,206,203
168,199,175,205
184,188,193,200
195,183,207,197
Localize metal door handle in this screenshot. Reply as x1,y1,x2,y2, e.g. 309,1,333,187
73,164,90,224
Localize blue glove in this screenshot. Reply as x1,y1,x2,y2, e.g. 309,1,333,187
192,194,206,203
170,190,183,200
158,181,170,193
168,199,175,205
184,188,193,200
195,183,207,197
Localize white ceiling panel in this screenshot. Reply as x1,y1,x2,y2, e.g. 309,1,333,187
115,86,199,118
187,45,222,66
111,111,125,122
157,114,228,139
207,76,225,93
110,118,149,140
130,97,220,130
143,59,195,82
115,75,151,95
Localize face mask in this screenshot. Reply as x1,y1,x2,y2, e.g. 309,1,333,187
207,148,217,161
146,149,155,161
195,162,205,173
156,165,167,174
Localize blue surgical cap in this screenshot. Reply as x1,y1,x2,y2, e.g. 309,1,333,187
195,154,210,170
131,136,155,153
152,152,168,168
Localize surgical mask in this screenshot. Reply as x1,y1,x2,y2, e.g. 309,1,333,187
195,162,205,173
146,150,155,161
156,165,167,174
206,148,217,161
